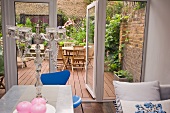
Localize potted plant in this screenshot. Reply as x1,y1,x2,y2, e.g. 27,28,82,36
114,70,133,82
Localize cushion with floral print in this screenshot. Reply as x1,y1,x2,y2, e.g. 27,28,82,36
119,99,170,113
135,102,166,113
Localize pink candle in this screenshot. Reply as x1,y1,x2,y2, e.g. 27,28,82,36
16,101,32,113
31,98,46,105
31,103,46,113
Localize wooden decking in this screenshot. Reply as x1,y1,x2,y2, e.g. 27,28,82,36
0,60,115,100
75,102,116,113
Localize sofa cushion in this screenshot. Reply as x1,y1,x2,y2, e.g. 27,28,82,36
120,99,170,113
113,81,161,101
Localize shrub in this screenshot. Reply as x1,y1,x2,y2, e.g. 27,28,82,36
43,41,48,47
0,33,2,38
59,41,64,46
79,43,86,46
105,14,121,71
25,18,32,27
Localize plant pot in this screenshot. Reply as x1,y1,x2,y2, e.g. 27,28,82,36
114,73,129,82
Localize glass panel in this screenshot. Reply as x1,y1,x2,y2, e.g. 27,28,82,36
15,2,49,85
86,6,95,92
0,0,5,97
103,1,147,99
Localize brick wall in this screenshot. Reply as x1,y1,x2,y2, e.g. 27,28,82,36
120,8,146,82
15,3,49,15
57,0,87,18
15,0,87,18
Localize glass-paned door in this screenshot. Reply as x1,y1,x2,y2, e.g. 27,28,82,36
85,1,97,99
14,2,50,85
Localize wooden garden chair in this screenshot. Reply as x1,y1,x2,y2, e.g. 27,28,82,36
64,42,75,47
71,46,85,71
87,46,94,67
57,46,66,70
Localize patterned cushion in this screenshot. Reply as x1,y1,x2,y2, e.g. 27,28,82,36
113,98,123,113
120,99,170,113
135,102,166,113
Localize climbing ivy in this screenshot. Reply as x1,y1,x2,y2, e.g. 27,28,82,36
105,14,121,72
105,2,125,72
134,2,147,10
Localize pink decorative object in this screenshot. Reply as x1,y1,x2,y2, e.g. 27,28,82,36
31,103,46,113
16,101,32,113
31,98,46,105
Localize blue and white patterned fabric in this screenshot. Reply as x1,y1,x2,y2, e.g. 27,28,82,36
135,102,166,113
113,97,123,113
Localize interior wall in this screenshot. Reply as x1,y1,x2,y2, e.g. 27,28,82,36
144,0,170,84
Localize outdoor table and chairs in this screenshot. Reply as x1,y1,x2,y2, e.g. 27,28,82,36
0,85,74,113
62,46,86,71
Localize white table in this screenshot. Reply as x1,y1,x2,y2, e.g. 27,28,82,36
0,85,74,113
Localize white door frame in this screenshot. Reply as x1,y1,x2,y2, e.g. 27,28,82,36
85,1,98,99
2,0,57,91
84,0,149,102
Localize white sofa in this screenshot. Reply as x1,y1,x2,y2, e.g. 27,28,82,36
113,81,170,113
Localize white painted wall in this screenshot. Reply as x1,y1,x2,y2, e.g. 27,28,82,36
144,0,170,84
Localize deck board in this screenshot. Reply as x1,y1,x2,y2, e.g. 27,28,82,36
0,60,115,100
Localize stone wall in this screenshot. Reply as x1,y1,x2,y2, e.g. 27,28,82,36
15,0,87,18
120,8,146,82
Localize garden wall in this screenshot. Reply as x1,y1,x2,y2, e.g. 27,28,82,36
15,0,87,18
120,8,145,82
57,0,87,18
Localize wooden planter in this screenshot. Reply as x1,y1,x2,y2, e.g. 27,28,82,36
114,73,128,82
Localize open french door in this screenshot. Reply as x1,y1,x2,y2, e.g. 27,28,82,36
85,1,98,99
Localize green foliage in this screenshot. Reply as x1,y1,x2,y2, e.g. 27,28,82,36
25,18,32,27
0,46,4,74
17,24,24,27
28,45,31,49
0,33,2,38
106,2,123,23
41,23,49,33
134,2,147,10
43,41,48,47
88,20,94,43
17,18,48,33
114,70,133,82
57,10,68,24
16,40,26,50
66,25,74,37
70,27,86,44
19,43,26,49
79,43,86,46
105,14,121,72
0,11,2,34
59,41,64,46
65,19,86,45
